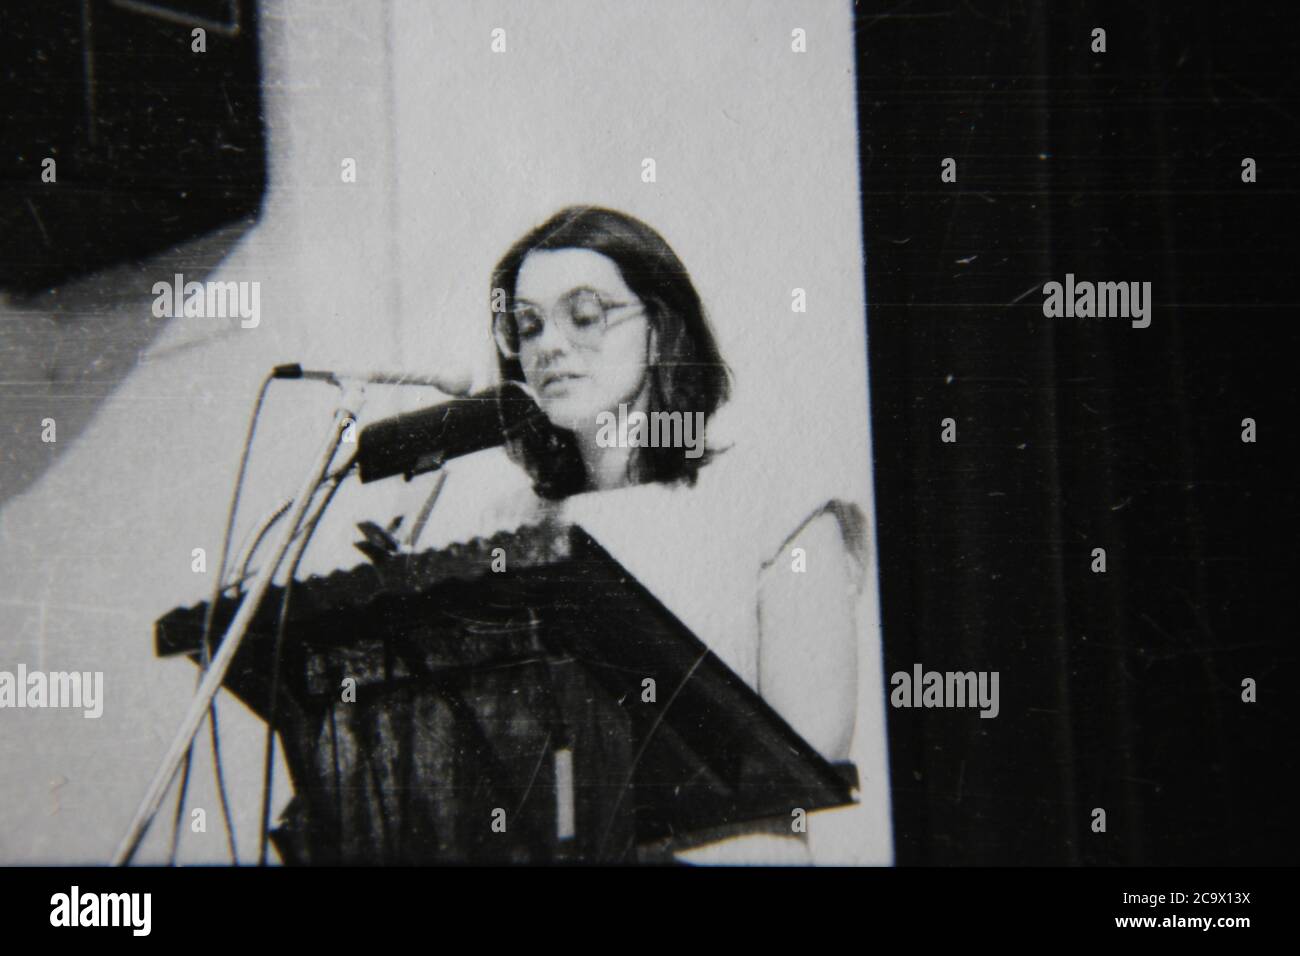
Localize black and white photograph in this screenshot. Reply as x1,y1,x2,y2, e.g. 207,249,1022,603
1,0,1296,937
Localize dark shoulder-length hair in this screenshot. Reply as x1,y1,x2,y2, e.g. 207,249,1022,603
491,205,731,500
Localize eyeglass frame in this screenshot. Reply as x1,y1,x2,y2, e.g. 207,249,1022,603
492,286,648,360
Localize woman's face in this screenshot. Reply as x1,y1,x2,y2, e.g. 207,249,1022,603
512,248,652,432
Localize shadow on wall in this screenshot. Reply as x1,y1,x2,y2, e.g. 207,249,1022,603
0,0,267,508
0,220,255,510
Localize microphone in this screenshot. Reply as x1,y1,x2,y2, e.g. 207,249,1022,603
356,382,546,483
272,363,474,396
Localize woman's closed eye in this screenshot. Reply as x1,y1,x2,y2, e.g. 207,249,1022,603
512,288,622,344
565,289,610,329
512,305,546,340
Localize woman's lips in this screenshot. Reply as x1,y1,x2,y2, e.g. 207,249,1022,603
541,372,583,391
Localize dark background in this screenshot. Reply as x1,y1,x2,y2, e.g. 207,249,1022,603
0,0,263,293
861,0,1298,864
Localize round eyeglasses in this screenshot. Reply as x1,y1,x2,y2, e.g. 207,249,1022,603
493,287,644,360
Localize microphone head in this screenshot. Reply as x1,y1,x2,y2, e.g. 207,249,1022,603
357,382,544,483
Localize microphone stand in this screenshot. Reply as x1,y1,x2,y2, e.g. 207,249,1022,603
112,383,367,866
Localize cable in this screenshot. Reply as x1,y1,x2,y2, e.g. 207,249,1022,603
227,497,294,591
164,373,359,865
231,454,356,590
257,450,357,865
168,370,277,865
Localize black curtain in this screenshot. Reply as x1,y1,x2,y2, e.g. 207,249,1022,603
860,0,1297,864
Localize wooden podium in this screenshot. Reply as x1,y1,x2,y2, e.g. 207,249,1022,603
155,521,856,863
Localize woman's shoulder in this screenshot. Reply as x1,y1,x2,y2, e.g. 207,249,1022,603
760,498,870,586
698,441,870,581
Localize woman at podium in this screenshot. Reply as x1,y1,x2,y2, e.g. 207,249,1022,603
389,206,873,863
156,205,882,866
